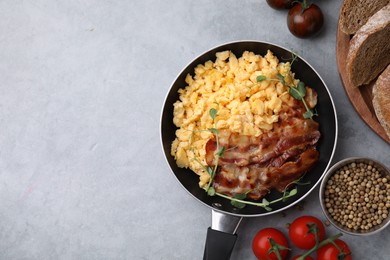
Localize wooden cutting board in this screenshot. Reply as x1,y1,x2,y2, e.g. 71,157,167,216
336,21,390,144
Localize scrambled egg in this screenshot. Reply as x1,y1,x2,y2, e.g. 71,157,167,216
171,50,296,187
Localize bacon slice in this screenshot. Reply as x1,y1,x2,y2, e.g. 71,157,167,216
212,148,319,200
205,90,320,200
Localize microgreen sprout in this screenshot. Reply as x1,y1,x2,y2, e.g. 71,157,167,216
256,53,318,119
213,186,300,211
204,107,225,194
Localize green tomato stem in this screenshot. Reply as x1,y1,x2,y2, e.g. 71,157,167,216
297,233,343,260
301,0,310,10
268,238,283,260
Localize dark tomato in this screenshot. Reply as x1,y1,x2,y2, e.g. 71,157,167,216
266,0,293,9
252,228,289,260
317,239,352,260
287,3,324,38
288,215,325,250
291,256,314,260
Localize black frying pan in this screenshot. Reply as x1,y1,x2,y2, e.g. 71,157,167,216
161,41,338,259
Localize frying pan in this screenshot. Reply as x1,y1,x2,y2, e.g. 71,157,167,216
161,41,338,259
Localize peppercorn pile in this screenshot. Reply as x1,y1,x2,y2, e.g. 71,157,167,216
324,161,390,232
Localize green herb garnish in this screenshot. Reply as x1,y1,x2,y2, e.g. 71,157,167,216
231,193,247,209
204,107,223,193
256,53,318,119
256,75,267,82
211,186,301,211
209,108,217,121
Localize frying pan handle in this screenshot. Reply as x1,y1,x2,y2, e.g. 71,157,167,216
203,210,243,260
203,227,237,260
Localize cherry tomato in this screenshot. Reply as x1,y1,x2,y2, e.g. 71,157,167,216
291,256,314,260
266,0,293,9
252,228,289,260
287,2,324,38
288,215,325,250
317,239,352,260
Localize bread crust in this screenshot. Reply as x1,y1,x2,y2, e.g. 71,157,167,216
346,4,390,87
340,0,390,34
373,65,390,138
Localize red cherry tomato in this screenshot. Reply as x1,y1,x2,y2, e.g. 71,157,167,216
252,228,289,260
266,0,293,9
287,2,324,38
288,215,325,250
291,256,314,260
317,239,352,260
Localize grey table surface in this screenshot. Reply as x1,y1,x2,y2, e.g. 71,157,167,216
1,0,389,259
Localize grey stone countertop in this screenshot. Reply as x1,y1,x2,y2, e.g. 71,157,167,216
1,0,389,259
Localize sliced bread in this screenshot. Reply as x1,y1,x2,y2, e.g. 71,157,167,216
372,64,390,138
346,4,390,87
340,0,390,35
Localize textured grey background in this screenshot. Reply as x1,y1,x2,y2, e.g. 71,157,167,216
0,0,389,259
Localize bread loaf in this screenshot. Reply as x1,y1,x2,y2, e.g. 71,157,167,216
340,0,390,35
346,4,390,87
372,64,390,138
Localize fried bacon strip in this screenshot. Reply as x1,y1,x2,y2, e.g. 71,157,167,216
205,89,320,200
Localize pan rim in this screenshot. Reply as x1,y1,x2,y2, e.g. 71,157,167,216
160,39,338,217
